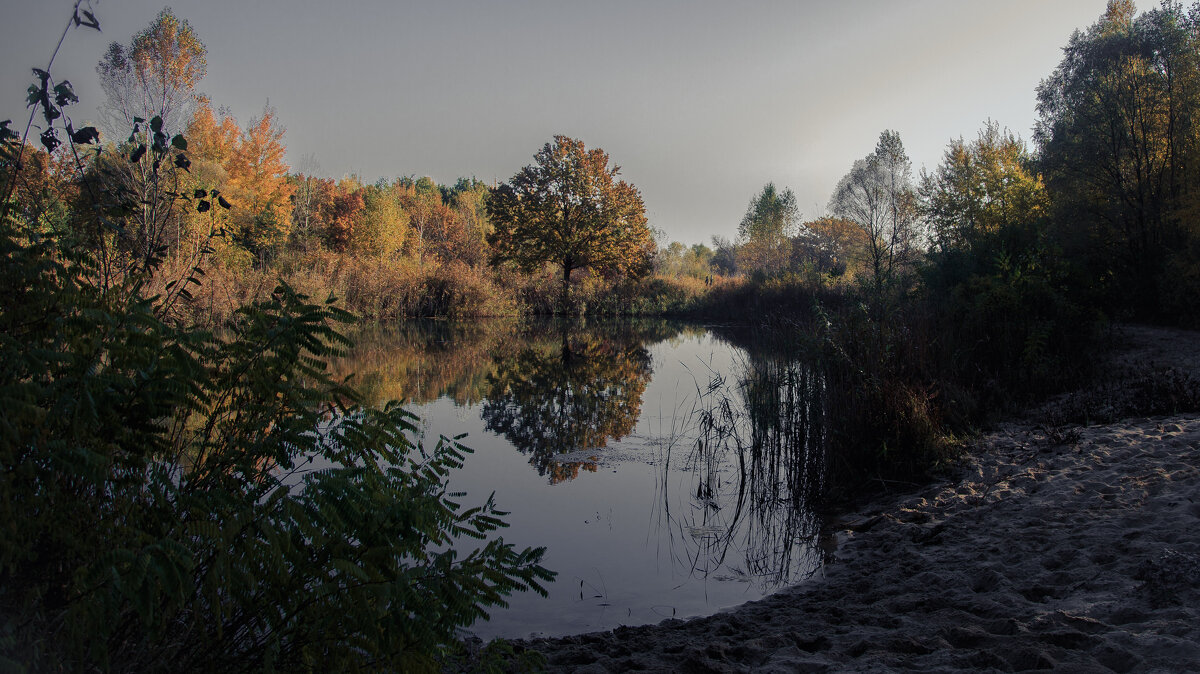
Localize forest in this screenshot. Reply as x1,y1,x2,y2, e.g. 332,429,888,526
2,0,1200,671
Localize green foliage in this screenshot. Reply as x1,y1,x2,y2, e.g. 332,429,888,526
920,121,1100,401
1036,0,1200,320
0,217,553,670
0,15,553,669
655,240,714,279
920,121,1048,252
736,183,799,276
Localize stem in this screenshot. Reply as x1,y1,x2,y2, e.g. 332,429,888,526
1,0,87,221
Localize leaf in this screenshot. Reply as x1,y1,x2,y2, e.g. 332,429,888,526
218,196,232,210
194,189,206,199
0,120,17,143
171,134,187,151
39,128,60,153
129,145,146,163
53,81,78,107
71,126,100,145
150,116,163,134
174,154,191,171
80,9,100,30
197,200,210,213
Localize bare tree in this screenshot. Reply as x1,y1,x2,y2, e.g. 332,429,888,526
828,130,919,291
290,153,322,253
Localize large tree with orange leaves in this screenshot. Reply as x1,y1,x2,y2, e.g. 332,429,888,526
488,135,653,309
226,108,294,254
186,96,239,168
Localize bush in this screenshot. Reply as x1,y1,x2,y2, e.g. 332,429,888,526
0,219,553,671
0,26,552,667
921,223,1099,402
818,292,959,491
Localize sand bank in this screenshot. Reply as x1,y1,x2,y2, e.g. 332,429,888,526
523,326,1200,672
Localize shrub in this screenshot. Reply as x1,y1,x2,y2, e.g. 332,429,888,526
0,216,554,671
921,223,1099,401
0,19,552,668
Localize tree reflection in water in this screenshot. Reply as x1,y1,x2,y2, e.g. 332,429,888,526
482,321,657,483
330,318,836,631
659,329,827,593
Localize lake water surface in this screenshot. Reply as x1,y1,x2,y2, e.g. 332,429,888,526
336,318,830,640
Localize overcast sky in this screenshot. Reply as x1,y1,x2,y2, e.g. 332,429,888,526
1,0,1111,245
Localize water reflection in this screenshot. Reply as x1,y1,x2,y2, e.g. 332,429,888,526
332,319,513,407
334,319,833,637
659,332,827,593
482,321,657,483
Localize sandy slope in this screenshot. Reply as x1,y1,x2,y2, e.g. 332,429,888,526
522,326,1200,673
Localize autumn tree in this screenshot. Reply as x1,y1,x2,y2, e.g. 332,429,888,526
289,155,327,252
395,175,441,262
920,121,1048,252
94,9,207,269
226,106,294,256
186,96,238,168
438,178,493,266
792,216,869,276
488,135,653,310
1036,0,1200,315
737,182,799,276
321,178,365,252
829,130,920,291
97,7,206,137
0,146,76,239
177,96,238,244
352,182,408,258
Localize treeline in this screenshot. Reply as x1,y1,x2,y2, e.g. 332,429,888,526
12,3,1198,330
698,1,1200,488
4,3,1199,465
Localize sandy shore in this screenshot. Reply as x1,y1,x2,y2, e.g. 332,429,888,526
521,326,1200,672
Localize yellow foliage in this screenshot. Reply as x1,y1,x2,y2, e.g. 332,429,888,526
226,107,295,253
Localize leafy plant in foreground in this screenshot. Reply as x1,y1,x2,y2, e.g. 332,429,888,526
0,5,551,672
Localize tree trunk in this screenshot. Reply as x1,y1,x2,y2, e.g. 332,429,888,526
560,262,572,314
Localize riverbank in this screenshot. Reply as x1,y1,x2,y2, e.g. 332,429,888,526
517,325,1200,672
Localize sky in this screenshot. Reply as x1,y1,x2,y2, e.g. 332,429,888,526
0,0,1111,246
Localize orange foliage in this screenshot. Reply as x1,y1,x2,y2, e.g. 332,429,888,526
320,179,365,253
226,108,294,253
1,146,77,233
186,96,238,166
794,216,870,275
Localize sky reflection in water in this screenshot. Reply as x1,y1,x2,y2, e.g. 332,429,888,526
337,319,829,639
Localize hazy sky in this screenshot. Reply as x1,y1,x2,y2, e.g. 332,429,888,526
1,0,1111,245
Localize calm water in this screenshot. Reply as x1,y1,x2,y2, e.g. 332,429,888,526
335,318,830,640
